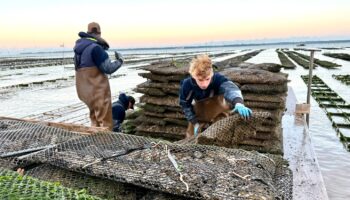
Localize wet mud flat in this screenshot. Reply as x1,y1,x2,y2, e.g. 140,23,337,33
0,57,74,70
0,48,338,198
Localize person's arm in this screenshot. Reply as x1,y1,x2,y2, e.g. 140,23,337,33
219,79,252,118
119,110,126,124
112,105,126,132
219,80,243,108
91,46,123,74
179,80,197,124
112,105,126,122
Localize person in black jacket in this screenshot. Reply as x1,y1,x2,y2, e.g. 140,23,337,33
112,93,135,132
73,22,124,130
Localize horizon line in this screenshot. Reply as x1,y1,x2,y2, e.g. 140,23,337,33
113,38,350,51
2,38,350,54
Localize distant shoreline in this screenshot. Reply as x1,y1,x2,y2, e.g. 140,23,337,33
1,39,350,55
115,39,350,51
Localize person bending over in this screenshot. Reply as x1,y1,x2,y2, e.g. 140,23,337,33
179,54,252,138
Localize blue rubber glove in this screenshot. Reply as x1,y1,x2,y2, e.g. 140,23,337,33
233,103,252,119
194,123,200,137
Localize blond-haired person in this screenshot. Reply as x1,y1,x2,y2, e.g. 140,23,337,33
179,54,252,138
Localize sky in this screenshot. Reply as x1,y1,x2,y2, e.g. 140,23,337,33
1,0,350,49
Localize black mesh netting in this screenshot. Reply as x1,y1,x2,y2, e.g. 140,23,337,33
181,112,283,154
26,164,185,200
0,167,101,199
0,157,34,170
0,114,291,199
221,69,288,85
244,101,286,110
240,83,288,94
135,115,187,127
140,60,190,75
0,120,81,158
134,87,167,96
140,95,179,107
135,124,186,140
139,103,183,114
137,81,180,91
143,111,185,120
243,93,286,103
139,72,187,83
17,129,292,199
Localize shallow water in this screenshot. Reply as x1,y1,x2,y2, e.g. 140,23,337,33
249,48,350,200
0,65,75,87
1,45,350,199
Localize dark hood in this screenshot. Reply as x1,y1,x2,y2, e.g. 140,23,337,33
117,93,129,109
78,32,109,50
74,36,96,55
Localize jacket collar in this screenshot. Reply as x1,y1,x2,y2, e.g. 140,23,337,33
78,32,110,50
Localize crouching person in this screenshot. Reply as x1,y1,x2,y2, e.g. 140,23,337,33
112,93,135,132
179,54,252,139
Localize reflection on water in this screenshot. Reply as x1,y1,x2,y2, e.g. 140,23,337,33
1,44,350,199
248,48,350,200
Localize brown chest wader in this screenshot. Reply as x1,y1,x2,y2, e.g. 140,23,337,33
76,67,113,131
186,91,231,139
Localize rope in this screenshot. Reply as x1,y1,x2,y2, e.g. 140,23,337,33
231,171,250,180
164,144,189,192
150,141,189,191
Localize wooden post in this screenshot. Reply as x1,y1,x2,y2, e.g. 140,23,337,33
303,48,321,127
306,50,314,126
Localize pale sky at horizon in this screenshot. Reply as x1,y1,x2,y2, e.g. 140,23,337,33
1,0,350,49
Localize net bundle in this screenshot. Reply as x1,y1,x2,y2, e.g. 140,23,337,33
26,164,185,199
0,120,81,152
221,67,288,154
20,132,291,199
1,119,292,199
0,119,81,169
128,60,190,139
183,112,283,154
